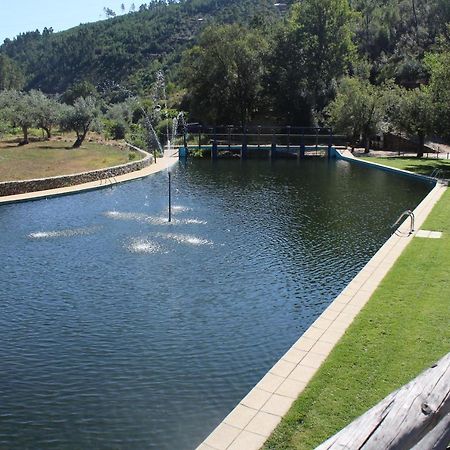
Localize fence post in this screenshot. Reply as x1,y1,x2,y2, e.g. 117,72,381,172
258,126,261,151
271,129,276,159
287,125,291,152
212,128,218,160
241,126,248,160
328,128,333,159
300,128,305,159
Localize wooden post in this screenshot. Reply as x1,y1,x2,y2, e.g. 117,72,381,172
198,125,201,150
228,125,232,152
316,352,450,450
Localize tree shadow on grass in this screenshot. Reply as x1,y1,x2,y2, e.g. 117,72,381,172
379,157,450,177
35,144,73,150
404,162,450,177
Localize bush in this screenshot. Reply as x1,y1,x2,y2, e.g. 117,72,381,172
103,119,128,140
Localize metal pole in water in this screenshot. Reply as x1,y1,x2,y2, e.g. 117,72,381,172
168,171,172,223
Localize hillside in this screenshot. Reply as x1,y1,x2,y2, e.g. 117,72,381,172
0,0,284,94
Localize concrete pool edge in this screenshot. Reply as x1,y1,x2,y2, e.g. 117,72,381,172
197,168,446,450
0,156,178,205
333,148,438,183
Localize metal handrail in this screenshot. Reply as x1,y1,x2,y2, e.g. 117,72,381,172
430,168,443,179
391,210,415,236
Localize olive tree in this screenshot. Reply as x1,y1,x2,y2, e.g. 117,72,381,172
0,90,36,145
60,96,99,148
29,90,63,139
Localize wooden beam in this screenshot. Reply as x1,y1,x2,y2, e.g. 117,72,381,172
316,352,450,450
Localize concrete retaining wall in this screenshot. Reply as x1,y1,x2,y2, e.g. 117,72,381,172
333,148,436,184
0,147,153,197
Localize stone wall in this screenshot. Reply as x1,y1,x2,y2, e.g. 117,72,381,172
0,147,153,197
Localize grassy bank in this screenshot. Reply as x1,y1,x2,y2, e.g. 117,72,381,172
0,137,139,182
359,155,450,178
264,171,449,448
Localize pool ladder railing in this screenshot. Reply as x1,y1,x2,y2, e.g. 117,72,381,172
430,168,444,180
100,174,117,187
392,210,415,236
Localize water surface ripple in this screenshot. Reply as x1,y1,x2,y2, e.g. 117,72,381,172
0,159,430,449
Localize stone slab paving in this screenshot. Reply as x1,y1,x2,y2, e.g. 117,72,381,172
0,156,178,205
196,155,447,450
415,230,443,239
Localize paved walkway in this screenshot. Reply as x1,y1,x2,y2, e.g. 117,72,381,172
197,156,447,450
0,156,178,205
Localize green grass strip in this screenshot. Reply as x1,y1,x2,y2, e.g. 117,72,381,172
359,155,450,178
264,187,450,449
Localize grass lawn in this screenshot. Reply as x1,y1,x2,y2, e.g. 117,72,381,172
264,173,449,448
0,137,140,182
359,155,450,178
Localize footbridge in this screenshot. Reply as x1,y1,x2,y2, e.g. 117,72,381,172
173,125,346,160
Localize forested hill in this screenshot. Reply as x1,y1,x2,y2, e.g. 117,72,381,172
0,0,284,94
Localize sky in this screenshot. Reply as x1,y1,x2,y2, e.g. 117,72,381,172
0,0,136,43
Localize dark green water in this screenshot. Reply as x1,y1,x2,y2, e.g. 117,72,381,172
0,159,430,449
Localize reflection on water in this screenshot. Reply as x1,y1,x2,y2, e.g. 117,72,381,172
28,226,102,239
156,232,213,246
0,159,431,450
127,238,166,254
104,210,207,226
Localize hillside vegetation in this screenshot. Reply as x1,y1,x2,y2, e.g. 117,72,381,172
0,0,282,93
0,0,449,154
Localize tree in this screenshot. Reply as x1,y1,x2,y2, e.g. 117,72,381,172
266,0,355,123
0,90,36,145
104,7,116,18
62,81,97,105
104,97,138,140
29,90,62,139
425,50,450,140
60,96,99,148
0,54,24,91
182,24,268,126
389,86,434,158
326,77,386,151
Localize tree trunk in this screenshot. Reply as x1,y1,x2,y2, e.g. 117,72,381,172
72,129,87,148
363,134,370,153
43,127,51,139
417,133,425,158
20,126,29,145
72,136,83,148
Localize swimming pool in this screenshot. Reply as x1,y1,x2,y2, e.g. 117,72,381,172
0,159,431,449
